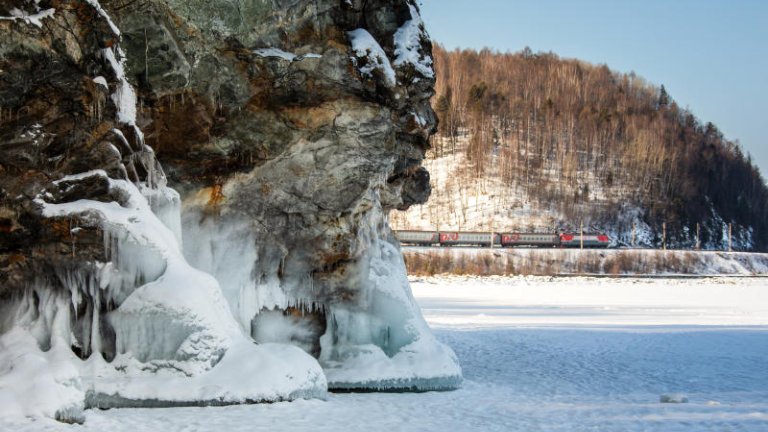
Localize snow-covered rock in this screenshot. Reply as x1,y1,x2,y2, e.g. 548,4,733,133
0,329,85,424
349,28,398,88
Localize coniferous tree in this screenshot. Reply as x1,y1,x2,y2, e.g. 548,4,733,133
658,84,670,109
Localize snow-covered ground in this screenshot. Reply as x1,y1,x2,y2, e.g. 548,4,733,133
403,247,768,276
414,275,768,327
4,276,768,431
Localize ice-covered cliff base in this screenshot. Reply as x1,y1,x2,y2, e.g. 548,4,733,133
0,177,459,423
181,204,462,393
314,238,462,391
0,174,328,421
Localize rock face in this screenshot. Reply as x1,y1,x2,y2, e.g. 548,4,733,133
0,0,460,421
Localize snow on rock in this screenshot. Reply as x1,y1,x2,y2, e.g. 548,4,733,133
83,0,120,37
92,76,109,89
252,48,322,62
253,48,298,61
392,4,434,78
348,29,397,88
111,78,138,126
0,7,56,28
83,342,326,408
0,329,85,424
101,47,138,127
141,183,183,244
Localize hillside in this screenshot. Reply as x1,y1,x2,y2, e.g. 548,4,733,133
391,45,768,251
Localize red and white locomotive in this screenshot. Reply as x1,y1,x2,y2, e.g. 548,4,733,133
394,230,610,248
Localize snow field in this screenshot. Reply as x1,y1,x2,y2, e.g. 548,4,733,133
4,275,767,431
412,275,768,327
402,246,768,276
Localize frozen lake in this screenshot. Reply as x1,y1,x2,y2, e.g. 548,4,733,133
6,276,768,431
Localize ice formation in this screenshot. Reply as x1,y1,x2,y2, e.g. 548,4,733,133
0,171,326,420
318,231,462,390
182,201,461,391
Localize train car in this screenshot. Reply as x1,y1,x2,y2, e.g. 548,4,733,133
559,233,610,248
394,230,440,246
439,231,501,247
500,233,560,247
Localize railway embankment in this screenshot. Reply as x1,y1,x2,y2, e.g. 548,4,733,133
402,247,768,277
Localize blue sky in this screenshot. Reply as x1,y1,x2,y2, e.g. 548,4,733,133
419,0,768,178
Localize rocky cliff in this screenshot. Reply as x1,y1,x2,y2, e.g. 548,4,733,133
0,0,460,423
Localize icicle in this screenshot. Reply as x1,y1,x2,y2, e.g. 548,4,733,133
90,275,101,356
82,299,92,356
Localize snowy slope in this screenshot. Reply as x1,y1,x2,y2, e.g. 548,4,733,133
391,134,755,250
391,134,556,233
391,133,608,232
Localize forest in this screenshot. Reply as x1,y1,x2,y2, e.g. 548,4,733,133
425,44,768,250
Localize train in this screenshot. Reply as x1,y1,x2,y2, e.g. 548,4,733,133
393,230,611,248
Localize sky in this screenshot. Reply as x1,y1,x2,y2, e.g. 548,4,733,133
419,0,768,178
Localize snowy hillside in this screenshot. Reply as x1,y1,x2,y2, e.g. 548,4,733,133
391,133,629,233
391,133,555,232
391,133,756,250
